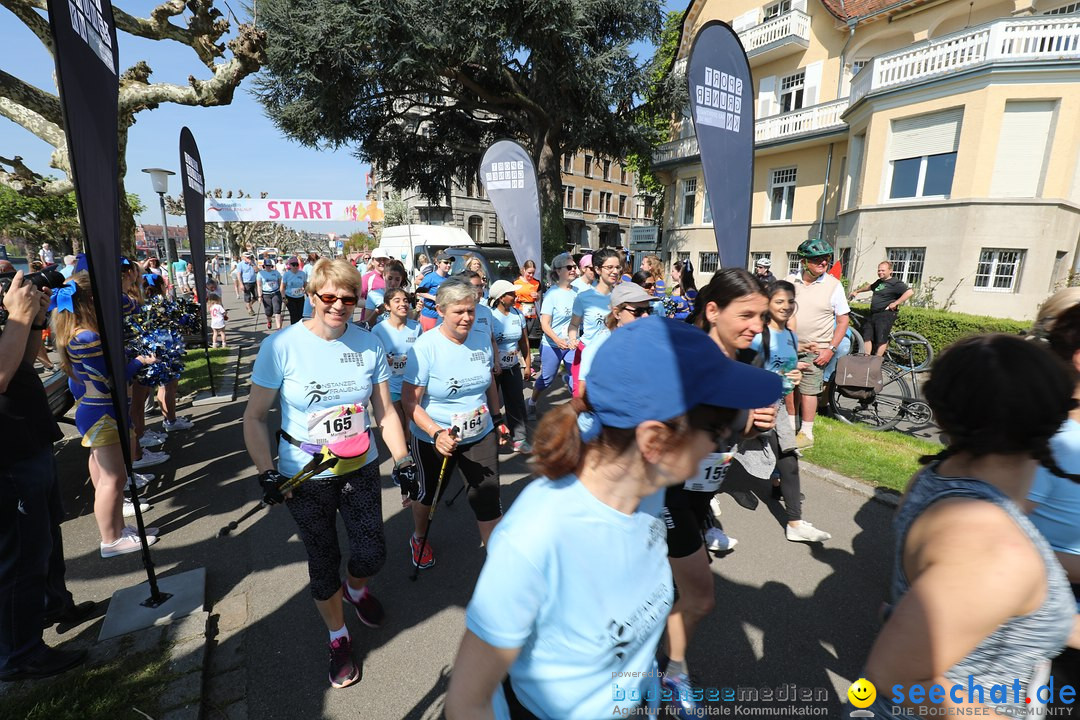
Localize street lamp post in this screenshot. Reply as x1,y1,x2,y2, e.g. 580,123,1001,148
142,168,178,298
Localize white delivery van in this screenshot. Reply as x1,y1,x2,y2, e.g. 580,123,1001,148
379,225,476,274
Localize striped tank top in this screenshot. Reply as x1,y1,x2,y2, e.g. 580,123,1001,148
865,462,1073,719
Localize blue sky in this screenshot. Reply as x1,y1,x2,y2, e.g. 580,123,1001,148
0,2,683,236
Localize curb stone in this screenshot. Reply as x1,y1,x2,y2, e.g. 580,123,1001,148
801,460,901,508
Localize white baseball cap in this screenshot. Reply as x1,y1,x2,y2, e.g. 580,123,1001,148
370,248,392,260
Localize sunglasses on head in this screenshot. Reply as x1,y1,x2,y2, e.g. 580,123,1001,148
316,293,358,306
622,305,652,317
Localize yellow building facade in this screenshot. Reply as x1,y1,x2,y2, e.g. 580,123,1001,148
654,0,1080,319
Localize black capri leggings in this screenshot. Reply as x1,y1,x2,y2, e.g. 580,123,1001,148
284,463,385,601
285,295,305,324
495,365,528,444
410,430,502,522
725,432,803,522
262,291,282,317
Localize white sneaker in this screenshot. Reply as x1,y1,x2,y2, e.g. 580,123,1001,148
139,432,165,448
163,416,193,431
122,499,152,518
705,527,738,553
132,449,169,469
709,495,723,521
126,472,154,490
786,521,831,543
101,531,157,558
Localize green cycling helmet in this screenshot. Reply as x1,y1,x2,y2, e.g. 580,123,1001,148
797,238,833,258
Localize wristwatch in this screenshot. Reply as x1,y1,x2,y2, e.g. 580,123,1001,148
828,345,837,353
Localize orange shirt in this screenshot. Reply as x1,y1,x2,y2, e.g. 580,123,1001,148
514,276,540,316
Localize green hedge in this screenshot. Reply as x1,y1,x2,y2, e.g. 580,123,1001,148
850,304,1029,357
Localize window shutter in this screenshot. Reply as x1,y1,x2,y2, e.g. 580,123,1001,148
803,61,823,107
733,9,759,32
888,108,964,161
990,101,1055,198
792,0,808,12
757,76,777,118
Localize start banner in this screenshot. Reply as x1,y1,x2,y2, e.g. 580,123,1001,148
205,198,384,223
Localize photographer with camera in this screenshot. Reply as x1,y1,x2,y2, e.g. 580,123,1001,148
0,270,94,682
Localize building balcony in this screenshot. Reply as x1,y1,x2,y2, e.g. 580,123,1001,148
651,97,850,166
563,208,584,220
850,15,1080,105
756,97,849,145
740,10,811,66
596,212,620,225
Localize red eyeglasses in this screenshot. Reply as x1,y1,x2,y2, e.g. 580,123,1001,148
316,293,358,306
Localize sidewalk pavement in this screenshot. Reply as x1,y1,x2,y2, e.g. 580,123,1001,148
8,290,901,718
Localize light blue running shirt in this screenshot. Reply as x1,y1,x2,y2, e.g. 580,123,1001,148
370,319,422,397
251,322,390,477
539,287,576,348
403,327,494,443
1029,419,1080,556
366,287,385,313
577,327,611,384
490,306,527,368
258,269,282,293
282,269,307,298
572,288,613,344
751,327,800,396
571,276,595,293
466,475,673,719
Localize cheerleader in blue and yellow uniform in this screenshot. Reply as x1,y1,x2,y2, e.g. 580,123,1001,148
130,274,195,433
51,273,159,558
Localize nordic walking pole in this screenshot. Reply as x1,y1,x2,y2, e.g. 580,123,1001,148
217,452,337,537
411,427,458,581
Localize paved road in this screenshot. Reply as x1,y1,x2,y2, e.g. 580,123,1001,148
44,290,898,718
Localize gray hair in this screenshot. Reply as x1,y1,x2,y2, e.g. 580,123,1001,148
436,278,478,309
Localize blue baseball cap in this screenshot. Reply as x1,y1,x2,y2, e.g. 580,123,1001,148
586,317,782,428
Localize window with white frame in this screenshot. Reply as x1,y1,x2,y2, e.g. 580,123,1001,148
676,252,691,265
787,253,802,277
699,252,719,274
563,154,574,173
1046,2,1080,14
779,71,805,113
888,109,962,200
974,249,1025,292
763,0,792,20
582,188,592,211
681,178,697,225
618,195,627,217
703,189,713,224
584,155,593,177
565,186,575,208
603,159,611,181
750,252,771,270
851,60,868,76
886,248,926,286
769,168,797,222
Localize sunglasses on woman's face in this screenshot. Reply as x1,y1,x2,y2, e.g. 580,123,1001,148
316,293,358,306
643,282,655,289
622,305,652,317
557,264,577,271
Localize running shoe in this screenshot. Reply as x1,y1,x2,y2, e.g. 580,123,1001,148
126,472,153,490
786,521,831,543
342,582,384,628
163,416,193,431
328,636,360,689
100,531,157,558
410,535,435,569
512,440,532,454
139,432,165,448
123,499,152,518
660,672,699,718
794,431,814,450
132,449,169,469
704,527,738,553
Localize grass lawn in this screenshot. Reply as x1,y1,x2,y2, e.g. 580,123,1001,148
177,347,232,397
1,641,172,720
802,416,942,493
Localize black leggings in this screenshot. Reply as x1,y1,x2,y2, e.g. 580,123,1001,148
495,365,528,444
410,430,502,522
285,296,305,324
285,463,385,601
727,432,803,522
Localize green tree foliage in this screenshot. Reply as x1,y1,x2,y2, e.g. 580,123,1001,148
255,0,677,261
0,186,141,255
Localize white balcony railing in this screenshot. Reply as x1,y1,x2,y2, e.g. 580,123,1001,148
851,15,1080,104
596,212,620,224
740,10,811,55
756,98,849,143
653,135,700,166
563,208,583,220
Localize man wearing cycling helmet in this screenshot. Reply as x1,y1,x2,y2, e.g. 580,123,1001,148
754,258,777,288
786,238,849,450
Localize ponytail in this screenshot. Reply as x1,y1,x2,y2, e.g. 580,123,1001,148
531,396,637,478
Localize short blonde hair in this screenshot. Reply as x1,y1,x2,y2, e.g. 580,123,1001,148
305,258,362,296
1033,287,1080,338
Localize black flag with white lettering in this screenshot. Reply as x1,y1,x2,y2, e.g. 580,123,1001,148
688,21,755,270
180,128,208,343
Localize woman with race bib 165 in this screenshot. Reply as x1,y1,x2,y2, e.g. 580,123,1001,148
243,259,416,690
402,278,510,570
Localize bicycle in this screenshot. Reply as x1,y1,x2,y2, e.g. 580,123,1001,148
824,311,934,431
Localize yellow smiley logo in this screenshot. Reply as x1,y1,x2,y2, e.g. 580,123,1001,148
848,678,877,709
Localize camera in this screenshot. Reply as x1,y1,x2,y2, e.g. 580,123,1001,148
0,265,67,325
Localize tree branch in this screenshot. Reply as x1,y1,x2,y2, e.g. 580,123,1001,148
0,0,54,54
0,68,62,126
113,0,231,69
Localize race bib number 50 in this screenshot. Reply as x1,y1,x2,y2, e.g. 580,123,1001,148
307,404,369,445
684,452,733,493
388,352,408,376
